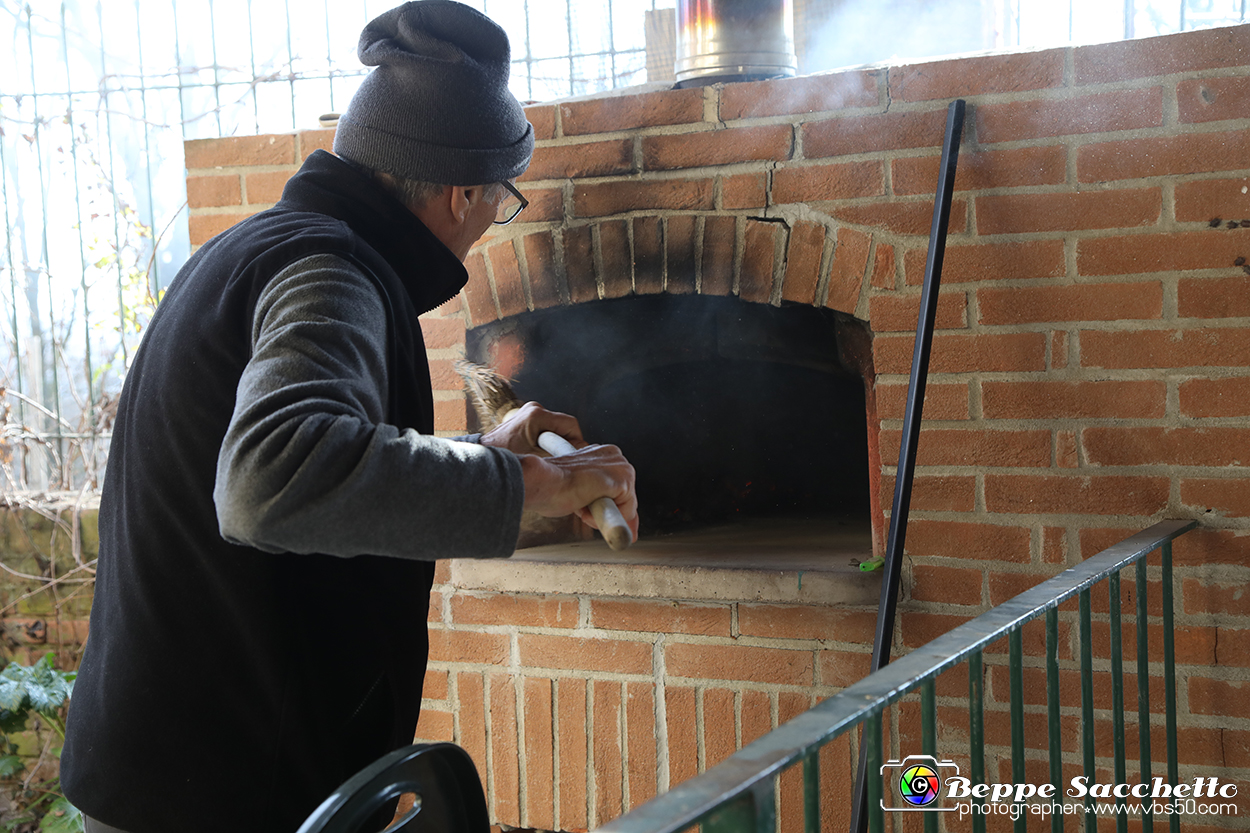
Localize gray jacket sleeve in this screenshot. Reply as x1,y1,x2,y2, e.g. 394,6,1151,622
213,253,523,559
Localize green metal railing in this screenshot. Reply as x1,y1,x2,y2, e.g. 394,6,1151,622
600,519,1199,833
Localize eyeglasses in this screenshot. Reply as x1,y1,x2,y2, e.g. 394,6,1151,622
493,180,529,225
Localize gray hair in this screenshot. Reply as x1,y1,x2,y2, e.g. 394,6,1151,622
342,157,502,212
345,159,445,210
380,174,446,211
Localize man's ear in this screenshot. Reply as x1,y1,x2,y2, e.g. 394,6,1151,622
408,183,488,262
448,185,472,224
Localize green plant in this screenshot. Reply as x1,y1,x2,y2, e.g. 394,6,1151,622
0,654,81,833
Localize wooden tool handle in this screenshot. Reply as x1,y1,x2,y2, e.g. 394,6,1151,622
537,431,633,551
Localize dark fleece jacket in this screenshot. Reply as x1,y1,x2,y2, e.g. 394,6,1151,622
62,150,521,833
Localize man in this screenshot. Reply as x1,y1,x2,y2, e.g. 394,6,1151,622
61,3,637,831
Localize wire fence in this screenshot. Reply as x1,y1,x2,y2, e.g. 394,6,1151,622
0,0,676,497
1,0,1246,498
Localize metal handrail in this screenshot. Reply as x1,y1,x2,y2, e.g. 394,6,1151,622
598,518,1198,833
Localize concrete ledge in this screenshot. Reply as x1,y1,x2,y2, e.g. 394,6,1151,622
449,519,880,605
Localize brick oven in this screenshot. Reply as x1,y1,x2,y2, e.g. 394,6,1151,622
186,22,1250,831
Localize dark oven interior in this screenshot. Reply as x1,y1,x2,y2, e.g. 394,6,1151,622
466,294,876,550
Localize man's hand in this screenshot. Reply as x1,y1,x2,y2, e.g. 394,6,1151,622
518,445,638,540
480,401,638,541
479,400,584,455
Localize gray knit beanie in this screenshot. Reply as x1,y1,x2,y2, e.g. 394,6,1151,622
333,0,534,185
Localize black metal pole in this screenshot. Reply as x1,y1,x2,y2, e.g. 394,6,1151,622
849,98,965,833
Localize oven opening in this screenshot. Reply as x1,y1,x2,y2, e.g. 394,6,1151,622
467,294,878,564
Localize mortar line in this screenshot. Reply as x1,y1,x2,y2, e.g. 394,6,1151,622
514,670,527,827
482,671,495,816
769,220,789,306
694,215,706,294
815,224,838,307
551,676,561,830
731,215,744,297
585,675,595,827
659,214,669,293
653,632,670,794
694,683,706,776
591,223,606,300
511,235,535,313
620,678,630,812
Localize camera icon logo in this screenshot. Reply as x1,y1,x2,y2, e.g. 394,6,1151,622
900,762,941,806
880,755,960,812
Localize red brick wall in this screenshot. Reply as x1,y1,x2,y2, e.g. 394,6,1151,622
186,23,1250,830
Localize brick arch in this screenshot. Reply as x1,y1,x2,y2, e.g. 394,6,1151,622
461,212,879,327
461,214,888,554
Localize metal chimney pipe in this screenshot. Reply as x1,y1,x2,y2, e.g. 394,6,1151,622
674,0,797,88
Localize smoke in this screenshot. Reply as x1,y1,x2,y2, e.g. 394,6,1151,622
799,0,997,73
